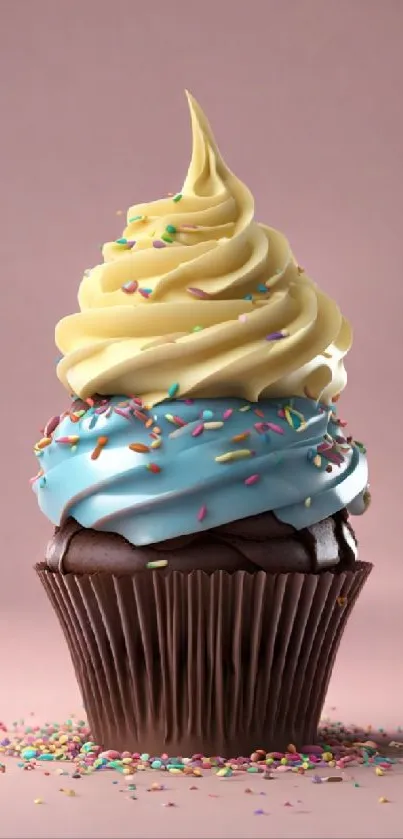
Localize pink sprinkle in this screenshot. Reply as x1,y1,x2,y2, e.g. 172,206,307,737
153,240,166,249
114,407,133,420
122,280,138,294
192,423,204,437
223,409,233,420
277,408,285,418
254,422,266,434
245,474,260,486
197,505,207,522
184,399,194,404
266,422,285,435
187,287,211,299
173,415,186,427
138,288,151,298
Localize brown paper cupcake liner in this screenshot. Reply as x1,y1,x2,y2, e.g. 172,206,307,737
36,561,372,756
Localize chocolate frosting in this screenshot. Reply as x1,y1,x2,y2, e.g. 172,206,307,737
46,510,357,575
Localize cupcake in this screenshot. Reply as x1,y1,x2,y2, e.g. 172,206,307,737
33,92,371,756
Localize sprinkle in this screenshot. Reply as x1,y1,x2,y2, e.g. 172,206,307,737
133,409,148,423
29,469,44,484
44,415,60,437
239,404,251,412
36,437,52,450
197,505,207,522
378,796,389,803
150,437,162,449
313,454,322,468
245,474,260,486
172,193,182,202
146,560,168,569
191,325,204,331
128,215,146,223
187,287,211,299
161,233,173,243
129,443,150,453
165,413,186,427
138,288,152,298
257,283,268,293
238,313,248,323
34,799,44,805
243,293,253,301
223,409,233,420
304,497,312,508
266,422,285,435
254,408,265,418
337,597,347,607
232,432,250,443
91,436,108,460
215,449,254,463
265,331,287,341
166,224,176,234
204,421,224,430
192,423,204,437
122,281,138,294
168,382,180,398
116,238,127,245
152,240,166,249
147,463,161,473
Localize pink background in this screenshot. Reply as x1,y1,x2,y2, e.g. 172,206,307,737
0,0,402,739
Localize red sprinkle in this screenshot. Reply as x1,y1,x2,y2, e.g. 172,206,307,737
192,423,204,437
266,422,285,435
147,463,161,474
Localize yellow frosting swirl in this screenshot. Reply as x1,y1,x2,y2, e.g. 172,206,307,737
56,92,352,405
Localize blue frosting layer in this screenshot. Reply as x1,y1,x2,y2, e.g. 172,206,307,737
32,396,368,546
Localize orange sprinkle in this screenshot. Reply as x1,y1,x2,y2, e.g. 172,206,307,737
69,413,81,423
36,437,52,450
145,418,154,428
86,397,95,407
254,409,265,418
153,426,161,435
91,436,108,460
129,443,150,453
232,432,250,443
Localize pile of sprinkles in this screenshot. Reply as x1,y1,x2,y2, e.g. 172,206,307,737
1,718,401,790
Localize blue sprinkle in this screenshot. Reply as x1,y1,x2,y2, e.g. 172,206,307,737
243,294,253,301
116,238,127,244
202,409,214,420
257,283,268,293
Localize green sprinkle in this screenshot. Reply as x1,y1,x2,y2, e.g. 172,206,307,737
166,224,177,234
161,233,173,243
147,560,168,569
116,238,127,245
192,325,204,332
129,215,145,222
172,193,182,203
168,382,180,398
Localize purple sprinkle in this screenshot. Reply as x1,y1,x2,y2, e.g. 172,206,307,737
126,240,136,248
153,240,166,249
265,331,287,341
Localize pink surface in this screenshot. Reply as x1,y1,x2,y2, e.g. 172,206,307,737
1,0,403,835
1,754,403,839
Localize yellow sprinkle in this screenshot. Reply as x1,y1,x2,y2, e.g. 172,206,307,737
204,421,224,430
34,798,44,805
150,438,162,449
61,788,76,796
375,767,385,776
36,437,52,450
313,455,322,468
378,796,389,803
238,405,251,412
215,449,253,463
146,560,168,569
168,768,183,774
304,497,312,508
